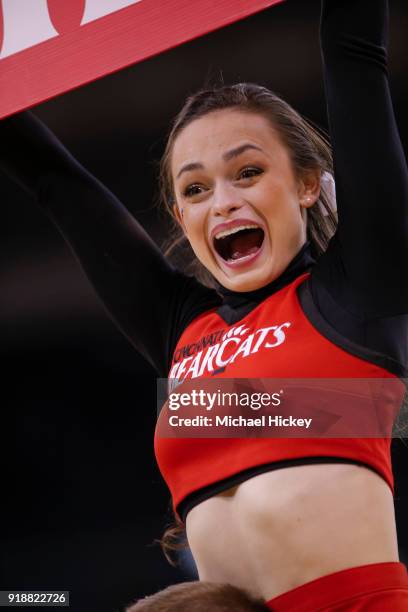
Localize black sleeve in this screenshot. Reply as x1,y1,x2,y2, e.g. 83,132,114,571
309,0,408,371
0,112,219,376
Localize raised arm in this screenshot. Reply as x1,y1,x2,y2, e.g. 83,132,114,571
0,112,218,375
314,0,408,318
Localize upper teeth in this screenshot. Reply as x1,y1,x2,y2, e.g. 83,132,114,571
214,224,260,240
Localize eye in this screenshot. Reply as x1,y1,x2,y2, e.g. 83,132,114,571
183,183,206,198
238,166,264,180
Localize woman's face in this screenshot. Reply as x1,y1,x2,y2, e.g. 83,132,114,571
171,109,320,292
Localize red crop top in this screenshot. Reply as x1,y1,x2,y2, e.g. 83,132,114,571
154,274,404,522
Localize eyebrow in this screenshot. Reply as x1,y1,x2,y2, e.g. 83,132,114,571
176,143,264,180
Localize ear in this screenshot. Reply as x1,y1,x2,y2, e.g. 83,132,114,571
173,202,187,235
297,168,321,209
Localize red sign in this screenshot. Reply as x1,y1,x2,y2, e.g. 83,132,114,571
0,0,284,119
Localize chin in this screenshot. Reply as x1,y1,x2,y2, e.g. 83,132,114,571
217,267,276,293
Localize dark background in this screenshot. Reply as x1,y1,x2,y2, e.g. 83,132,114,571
1,1,407,610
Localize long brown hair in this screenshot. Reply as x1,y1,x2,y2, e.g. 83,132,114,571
157,82,337,562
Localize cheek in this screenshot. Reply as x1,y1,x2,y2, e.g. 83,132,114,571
255,179,299,223
182,207,209,250
182,207,197,236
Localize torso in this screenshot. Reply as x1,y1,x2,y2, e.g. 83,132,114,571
186,462,399,601
157,274,399,522
156,267,404,601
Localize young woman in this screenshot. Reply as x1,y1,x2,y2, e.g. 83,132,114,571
1,0,408,609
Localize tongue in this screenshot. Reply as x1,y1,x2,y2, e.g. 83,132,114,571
229,232,261,260
231,246,259,260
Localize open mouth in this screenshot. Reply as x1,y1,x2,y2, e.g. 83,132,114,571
213,225,265,262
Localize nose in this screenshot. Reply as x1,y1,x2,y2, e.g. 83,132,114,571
211,182,245,217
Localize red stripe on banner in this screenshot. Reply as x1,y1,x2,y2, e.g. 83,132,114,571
0,0,284,119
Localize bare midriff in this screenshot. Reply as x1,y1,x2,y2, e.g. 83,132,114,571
185,463,399,601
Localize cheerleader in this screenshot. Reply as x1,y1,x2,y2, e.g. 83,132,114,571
1,0,408,609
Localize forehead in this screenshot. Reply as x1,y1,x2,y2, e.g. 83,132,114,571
171,109,283,173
